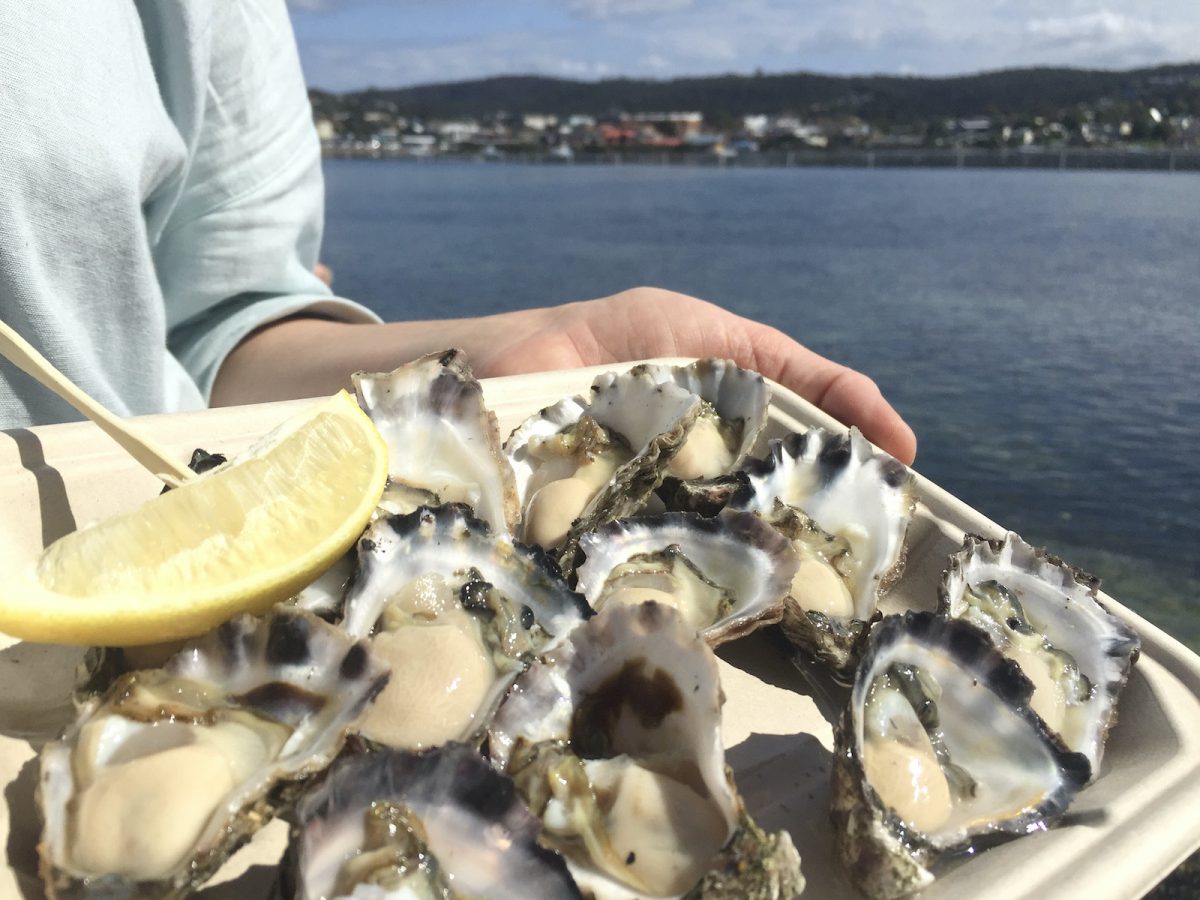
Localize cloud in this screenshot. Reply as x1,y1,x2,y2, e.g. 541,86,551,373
302,31,620,90
292,0,1200,91
1025,10,1158,45
568,0,695,19
1021,9,1185,68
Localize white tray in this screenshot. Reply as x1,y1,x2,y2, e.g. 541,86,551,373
2,360,1198,899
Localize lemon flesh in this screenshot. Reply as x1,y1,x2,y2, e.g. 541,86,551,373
0,391,387,646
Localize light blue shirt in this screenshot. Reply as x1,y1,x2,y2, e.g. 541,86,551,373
0,0,378,428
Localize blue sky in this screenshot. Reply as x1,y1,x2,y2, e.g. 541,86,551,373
287,0,1200,92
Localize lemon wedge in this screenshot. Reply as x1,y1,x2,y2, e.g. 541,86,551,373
0,390,387,646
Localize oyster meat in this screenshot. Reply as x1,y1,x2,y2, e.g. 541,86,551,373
831,612,1091,900
489,601,805,899
283,743,581,899
341,504,590,751
39,608,389,899
354,350,519,534
730,427,917,673
574,510,798,647
939,531,1140,775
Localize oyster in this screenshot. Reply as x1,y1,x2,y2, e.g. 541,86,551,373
632,359,770,481
831,612,1091,899
939,531,1140,775
354,350,519,534
504,367,703,570
341,504,590,751
730,428,917,673
489,601,805,899
282,743,581,899
574,510,798,647
39,608,389,899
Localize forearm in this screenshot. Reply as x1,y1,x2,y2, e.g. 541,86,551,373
208,309,550,407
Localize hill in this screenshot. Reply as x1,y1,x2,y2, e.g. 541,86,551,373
310,63,1200,125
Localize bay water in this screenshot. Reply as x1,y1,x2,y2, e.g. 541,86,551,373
321,158,1199,650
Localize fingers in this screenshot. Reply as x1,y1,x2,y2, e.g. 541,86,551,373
541,288,919,465
741,323,918,466
809,365,918,465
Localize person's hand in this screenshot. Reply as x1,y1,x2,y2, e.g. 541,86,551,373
213,286,916,465
465,288,917,465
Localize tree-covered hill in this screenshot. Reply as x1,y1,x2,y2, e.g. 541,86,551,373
310,63,1200,125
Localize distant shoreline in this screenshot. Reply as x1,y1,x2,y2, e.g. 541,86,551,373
322,145,1200,173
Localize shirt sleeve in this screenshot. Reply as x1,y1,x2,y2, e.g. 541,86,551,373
153,0,380,401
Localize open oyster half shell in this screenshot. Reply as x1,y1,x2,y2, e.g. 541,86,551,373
831,612,1091,900
353,349,519,535
939,531,1140,776
505,367,703,574
38,608,388,899
282,743,581,899
574,509,798,647
340,504,590,752
730,427,917,674
630,358,770,482
489,601,805,899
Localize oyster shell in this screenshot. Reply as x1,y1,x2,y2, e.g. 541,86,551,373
341,504,590,751
39,608,389,899
353,350,519,534
831,611,1091,899
939,531,1140,776
489,601,805,899
631,359,770,481
574,510,798,647
282,743,581,899
730,427,917,674
504,367,703,571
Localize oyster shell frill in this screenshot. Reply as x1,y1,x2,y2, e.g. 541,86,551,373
831,612,1090,900
341,504,590,751
283,743,581,900
353,350,519,534
939,532,1140,776
574,510,798,647
39,608,389,899
489,601,805,899
731,428,916,674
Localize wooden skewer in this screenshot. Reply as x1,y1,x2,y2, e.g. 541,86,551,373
0,319,193,487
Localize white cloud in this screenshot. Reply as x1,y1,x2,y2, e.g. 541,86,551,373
1020,8,1188,68
568,0,695,20
294,0,1200,91
1025,10,1157,45
303,30,623,89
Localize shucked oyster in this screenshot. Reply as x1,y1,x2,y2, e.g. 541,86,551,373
39,608,389,899
341,504,590,751
730,428,917,673
489,601,805,899
505,367,703,571
282,743,581,900
831,612,1090,899
631,359,770,481
939,531,1139,776
354,350,519,534
574,510,798,647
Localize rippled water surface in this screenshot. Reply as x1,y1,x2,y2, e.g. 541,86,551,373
321,159,1200,649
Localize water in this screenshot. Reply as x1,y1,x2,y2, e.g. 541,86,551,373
321,159,1200,649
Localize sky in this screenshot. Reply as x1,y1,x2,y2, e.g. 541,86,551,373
287,0,1200,92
